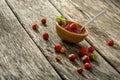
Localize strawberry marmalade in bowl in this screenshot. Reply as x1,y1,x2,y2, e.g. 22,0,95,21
56,16,88,43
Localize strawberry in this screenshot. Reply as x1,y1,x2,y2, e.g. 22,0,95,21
65,23,77,32
77,67,83,73
41,18,46,24
55,55,62,62
68,54,76,61
69,23,77,30
89,53,98,61
79,47,88,56
60,47,67,53
54,44,62,52
84,63,91,69
82,55,90,63
88,46,94,53
32,24,39,30
107,40,114,46
89,53,94,60
43,33,49,40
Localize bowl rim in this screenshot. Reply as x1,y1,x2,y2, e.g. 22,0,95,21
56,20,89,36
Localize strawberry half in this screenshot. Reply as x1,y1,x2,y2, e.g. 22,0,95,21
79,47,88,56
43,33,49,40
68,54,76,61
54,44,62,52
88,46,94,53
82,55,90,63
107,40,114,46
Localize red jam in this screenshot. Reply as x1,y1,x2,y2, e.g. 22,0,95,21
60,22,84,34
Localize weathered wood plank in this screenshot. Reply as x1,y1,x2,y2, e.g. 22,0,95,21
49,0,120,73
0,0,62,80
5,0,120,80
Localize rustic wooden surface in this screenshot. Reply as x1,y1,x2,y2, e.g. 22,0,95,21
0,0,120,80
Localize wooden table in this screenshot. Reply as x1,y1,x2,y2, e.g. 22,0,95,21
0,0,120,80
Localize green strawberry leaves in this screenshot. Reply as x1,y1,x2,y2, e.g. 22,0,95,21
56,16,66,25
92,54,98,61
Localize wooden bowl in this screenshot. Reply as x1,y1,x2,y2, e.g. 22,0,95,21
56,20,88,43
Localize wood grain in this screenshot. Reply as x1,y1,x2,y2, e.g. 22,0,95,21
49,0,120,73
5,0,120,80
0,0,62,80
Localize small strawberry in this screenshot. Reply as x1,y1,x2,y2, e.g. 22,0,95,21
32,24,39,30
89,53,98,61
68,54,76,61
88,46,95,53
107,40,114,46
41,18,46,24
60,47,67,53
79,47,88,56
82,55,90,63
69,23,77,30
55,55,62,62
89,53,94,60
54,44,62,52
84,63,91,69
43,33,49,40
77,67,83,73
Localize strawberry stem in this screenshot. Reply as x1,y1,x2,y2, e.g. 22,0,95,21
92,54,98,61
56,16,66,25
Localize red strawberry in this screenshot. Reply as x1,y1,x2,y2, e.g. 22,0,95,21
41,18,46,24
54,44,62,52
60,47,67,53
65,23,77,32
84,63,91,69
43,33,49,40
107,40,114,46
55,55,62,62
79,48,88,56
77,67,83,73
82,55,90,63
69,23,77,30
32,24,39,30
89,53,94,60
88,46,94,53
68,54,76,61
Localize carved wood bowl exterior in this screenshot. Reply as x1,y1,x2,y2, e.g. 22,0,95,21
56,20,88,43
